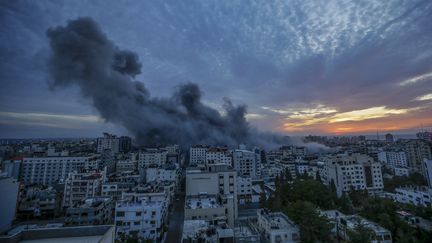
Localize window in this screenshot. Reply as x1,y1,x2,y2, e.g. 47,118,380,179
136,212,142,216
116,211,125,217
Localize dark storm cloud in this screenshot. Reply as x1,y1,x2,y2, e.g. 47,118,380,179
45,17,282,147
1,0,432,137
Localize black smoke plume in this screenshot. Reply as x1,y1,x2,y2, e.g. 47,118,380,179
46,17,284,148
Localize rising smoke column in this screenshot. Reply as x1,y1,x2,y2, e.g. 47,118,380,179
46,17,281,148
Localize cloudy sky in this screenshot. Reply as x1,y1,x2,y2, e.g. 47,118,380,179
1,0,432,138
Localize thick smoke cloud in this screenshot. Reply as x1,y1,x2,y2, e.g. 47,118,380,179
46,17,282,148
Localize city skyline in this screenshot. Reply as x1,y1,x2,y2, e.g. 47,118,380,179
1,0,432,139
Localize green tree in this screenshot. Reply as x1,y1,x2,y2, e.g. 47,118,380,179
315,171,322,183
284,201,333,243
285,168,293,181
347,224,374,243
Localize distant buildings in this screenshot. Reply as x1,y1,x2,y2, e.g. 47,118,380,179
97,133,120,154
385,133,394,143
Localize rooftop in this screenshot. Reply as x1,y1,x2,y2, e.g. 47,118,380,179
185,195,221,209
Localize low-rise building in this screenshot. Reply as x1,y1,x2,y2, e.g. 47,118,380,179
394,186,432,207
65,197,114,226
322,210,392,243
115,198,168,242
18,185,58,218
256,209,300,243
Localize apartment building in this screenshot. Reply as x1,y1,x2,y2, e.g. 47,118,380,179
115,198,168,242
402,139,431,174
63,169,106,208
233,149,260,179
65,197,114,226
205,147,232,167
189,145,209,166
20,156,93,185
324,154,384,197
97,133,120,154
138,149,167,168
185,164,237,227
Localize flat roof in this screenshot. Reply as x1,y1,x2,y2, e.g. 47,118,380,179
185,195,221,209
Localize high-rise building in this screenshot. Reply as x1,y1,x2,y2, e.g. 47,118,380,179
189,145,209,166
378,150,408,171
185,164,237,227
119,136,132,153
233,149,260,179
97,133,120,154
20,156,94,185
402,139,432,175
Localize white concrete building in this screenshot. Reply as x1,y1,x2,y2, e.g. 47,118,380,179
97,133,120,154
115,198,168,242
189,145,209,166
115,159,137,173
378,150,408,168
394,167,410,177
394,187,432,207
63,170,106,208
237,176,252,205
425,159,432,189
233,149,260,179
205,147,232,167
324,154,384,197
322,210,392,243
378,150,409,176
257,209,300,243
138,149,167,168
20,156,93,185
65,197,114,226
145,165,180,185
0,175,19,233
186,164,237,227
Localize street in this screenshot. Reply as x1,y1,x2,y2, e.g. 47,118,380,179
165,191,185,243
